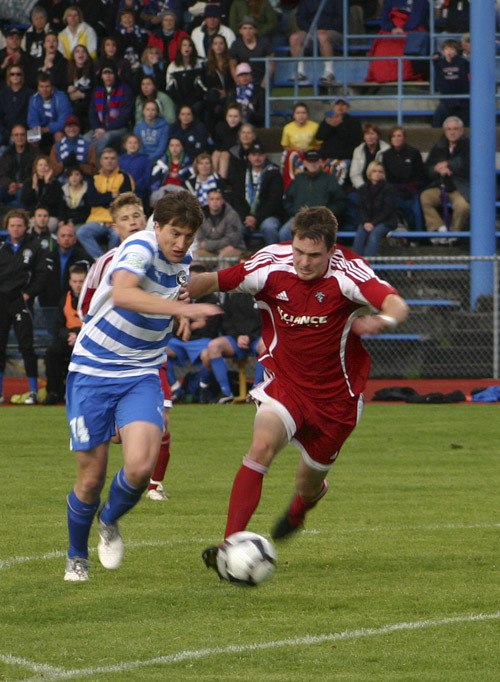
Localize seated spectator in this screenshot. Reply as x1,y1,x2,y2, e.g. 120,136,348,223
166,37,206,119
119,133,152,208
49,114,98,179
135,46,166,91
141,1,184,32
65,44,94,131
76,147,134,257
135,75,176,125
57,5,97,60
289,0,342,86
149,136,190,206
0,27,30,87
420,115,470,243
20,155,63,230
183,152,224,206
280,101,319,189
226,62,265,127
0,124,38,207
227,141,284,247
94,36,132,85
169,104,213,160
200,34,234,134
194,187,246,261
352,161,398,257
147,9,189,70
382,125,425,230
85,62,134,157
59,166,92,229
27,72,72,153
212,104,243,177
316,96,362,184
0,65,33,148
228,15,274,87
229,0,278,39
191,4,236,59
133,100,169,164
350,123,390,190
21,5,52,61
43,262,86,404
281,149,346,241
30,31,68,91
432,39,470,128
114,7,148,78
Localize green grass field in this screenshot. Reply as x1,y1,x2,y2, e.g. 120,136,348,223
0,404,498,681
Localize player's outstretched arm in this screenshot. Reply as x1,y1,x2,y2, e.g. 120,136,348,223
188,271,220,299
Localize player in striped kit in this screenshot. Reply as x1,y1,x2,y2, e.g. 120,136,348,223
64,190,221,581
187,205,409,578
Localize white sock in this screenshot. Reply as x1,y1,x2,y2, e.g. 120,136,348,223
297,60,305,75
324,61,334,76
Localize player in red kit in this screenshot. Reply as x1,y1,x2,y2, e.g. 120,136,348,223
188,205,409,578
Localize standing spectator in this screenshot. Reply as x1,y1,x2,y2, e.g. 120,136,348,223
0,27,30,87
182,152,223,206
382,125,425,230
149,136,190,206
169,104,213,159
289,0,343,86
86,63,134,157
0,65,33,147
147,10,189,70
22,5,52,61
194,187,246,261
94,36,132,85
165,37,206,118
352,161,398,257
49,114,97,179
420,115,470,242
65,44,94,130
134,100,170,164
135,75,176,125
228,16,274,87
27,72,72,153
280,101,319,189
57,5,97,60
29,30,68,91
0,209,48,405
229,0,278,38
119,133,152,208
212,103,243,177
316,96,362,176
191,4,236,59
20,155,63,229
432,39,470,128
0,124,38,207
227,62,265,127
200,35,234,133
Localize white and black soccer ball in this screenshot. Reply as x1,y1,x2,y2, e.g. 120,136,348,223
217,531,277,587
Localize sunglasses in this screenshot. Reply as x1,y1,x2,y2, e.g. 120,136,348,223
10,72,22,76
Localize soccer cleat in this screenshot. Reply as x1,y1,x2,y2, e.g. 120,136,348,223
319,74,336,87
24,392,37,405
217,393,234,404
146,482,169,501
271,511,303,541
43,392,62,405
64,556,90,582
97,518,124,569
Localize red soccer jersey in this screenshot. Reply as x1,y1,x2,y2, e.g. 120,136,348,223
217,243,398,400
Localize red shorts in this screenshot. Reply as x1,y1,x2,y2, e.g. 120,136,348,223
250,376,363,470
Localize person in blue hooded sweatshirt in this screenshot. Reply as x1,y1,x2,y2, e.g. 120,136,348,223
133,100,169,165
118,133,152,208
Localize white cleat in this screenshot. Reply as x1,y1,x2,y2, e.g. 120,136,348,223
146,482,169,501
64,556,89,582
97,519,124,569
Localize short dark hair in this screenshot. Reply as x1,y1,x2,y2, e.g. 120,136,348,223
36,72,53,85
154,190,204,233
69,263,88,276
291,206,338,250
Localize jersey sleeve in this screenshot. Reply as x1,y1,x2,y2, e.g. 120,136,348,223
112,236,155,281
217,247,279,295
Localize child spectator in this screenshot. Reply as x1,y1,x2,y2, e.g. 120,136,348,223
432,39,470,128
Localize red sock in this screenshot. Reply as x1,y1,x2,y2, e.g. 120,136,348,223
148,432,171,490
224,458,268,538
288,480,329,526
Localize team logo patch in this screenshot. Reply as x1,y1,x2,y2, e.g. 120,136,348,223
177,270,188,286
122,252,147,270
22,248,33,264
315,291,326,303
276,290,289,301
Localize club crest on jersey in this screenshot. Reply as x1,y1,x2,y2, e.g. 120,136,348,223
22,249,33,264
315,291,326,303
177,270,188,286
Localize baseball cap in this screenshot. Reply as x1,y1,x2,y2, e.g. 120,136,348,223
64,115,81,127
248,142,265,154
334,96,349,105
304,150,321,162
238,15,256,28
204,4,222,17
6,27,22,36
235,62,252,76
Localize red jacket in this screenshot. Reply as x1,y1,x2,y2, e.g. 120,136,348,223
147,29,189,64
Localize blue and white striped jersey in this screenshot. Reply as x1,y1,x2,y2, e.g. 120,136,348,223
69,231,191,378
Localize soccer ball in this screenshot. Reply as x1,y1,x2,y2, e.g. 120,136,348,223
216,531,277,587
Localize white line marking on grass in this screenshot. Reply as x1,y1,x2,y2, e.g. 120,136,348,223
13,612,500,682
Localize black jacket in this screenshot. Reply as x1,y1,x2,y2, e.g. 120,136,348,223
317,113,362,161
382,143,426,197
0,233,48,301
41,243,94,307
228,159,284,225
357,181,398,229
424,134,470,201
221,292,261,342
0,144,38,187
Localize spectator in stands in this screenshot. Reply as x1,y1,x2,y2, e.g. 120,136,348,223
27,72,72,153
460,32,470,60
432,39,470,128
229,0,278,38
149,136,190,206
435,0,470,35
65,44,94,130
228,15,274,87
134,100,170,164
349,1,379,44
166,37,206,118
30,204,53,251
49,114,97,179
228,141,284,247
43,262,86,404
200,35,234,133
57,5,97,60
280,101,319,189
30,30,68,91
187,1,233,28
280,149,346,241
0,66,33,148
135,46,166,91
226,120,258,181
76,147,135,257
0,27,30,87
212,103,243,177
183,152,224,206
352,160,398,257
115,8,148,78
22,5,52,61
316,96,362,182
21,155,63,230
350,123,390,189
147,9,189,70
118,133,152,208
94,36,132,85
141,0,184,31
38,0,67,33
194,187,246,261
0,124,38,207
169,104,213,160
86,63,134,157
226,62,265,127
382,124,425,230
58,165,92,228
135,75,176,125
420,115,470,242
289,0,343,86
192,4,236,59
0,208,48,405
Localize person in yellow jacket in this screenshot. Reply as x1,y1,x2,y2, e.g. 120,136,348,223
57,5,97,60
75,147,135,258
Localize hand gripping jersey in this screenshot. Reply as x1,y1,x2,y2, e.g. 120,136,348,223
217,243,398,400
69,231,191,379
